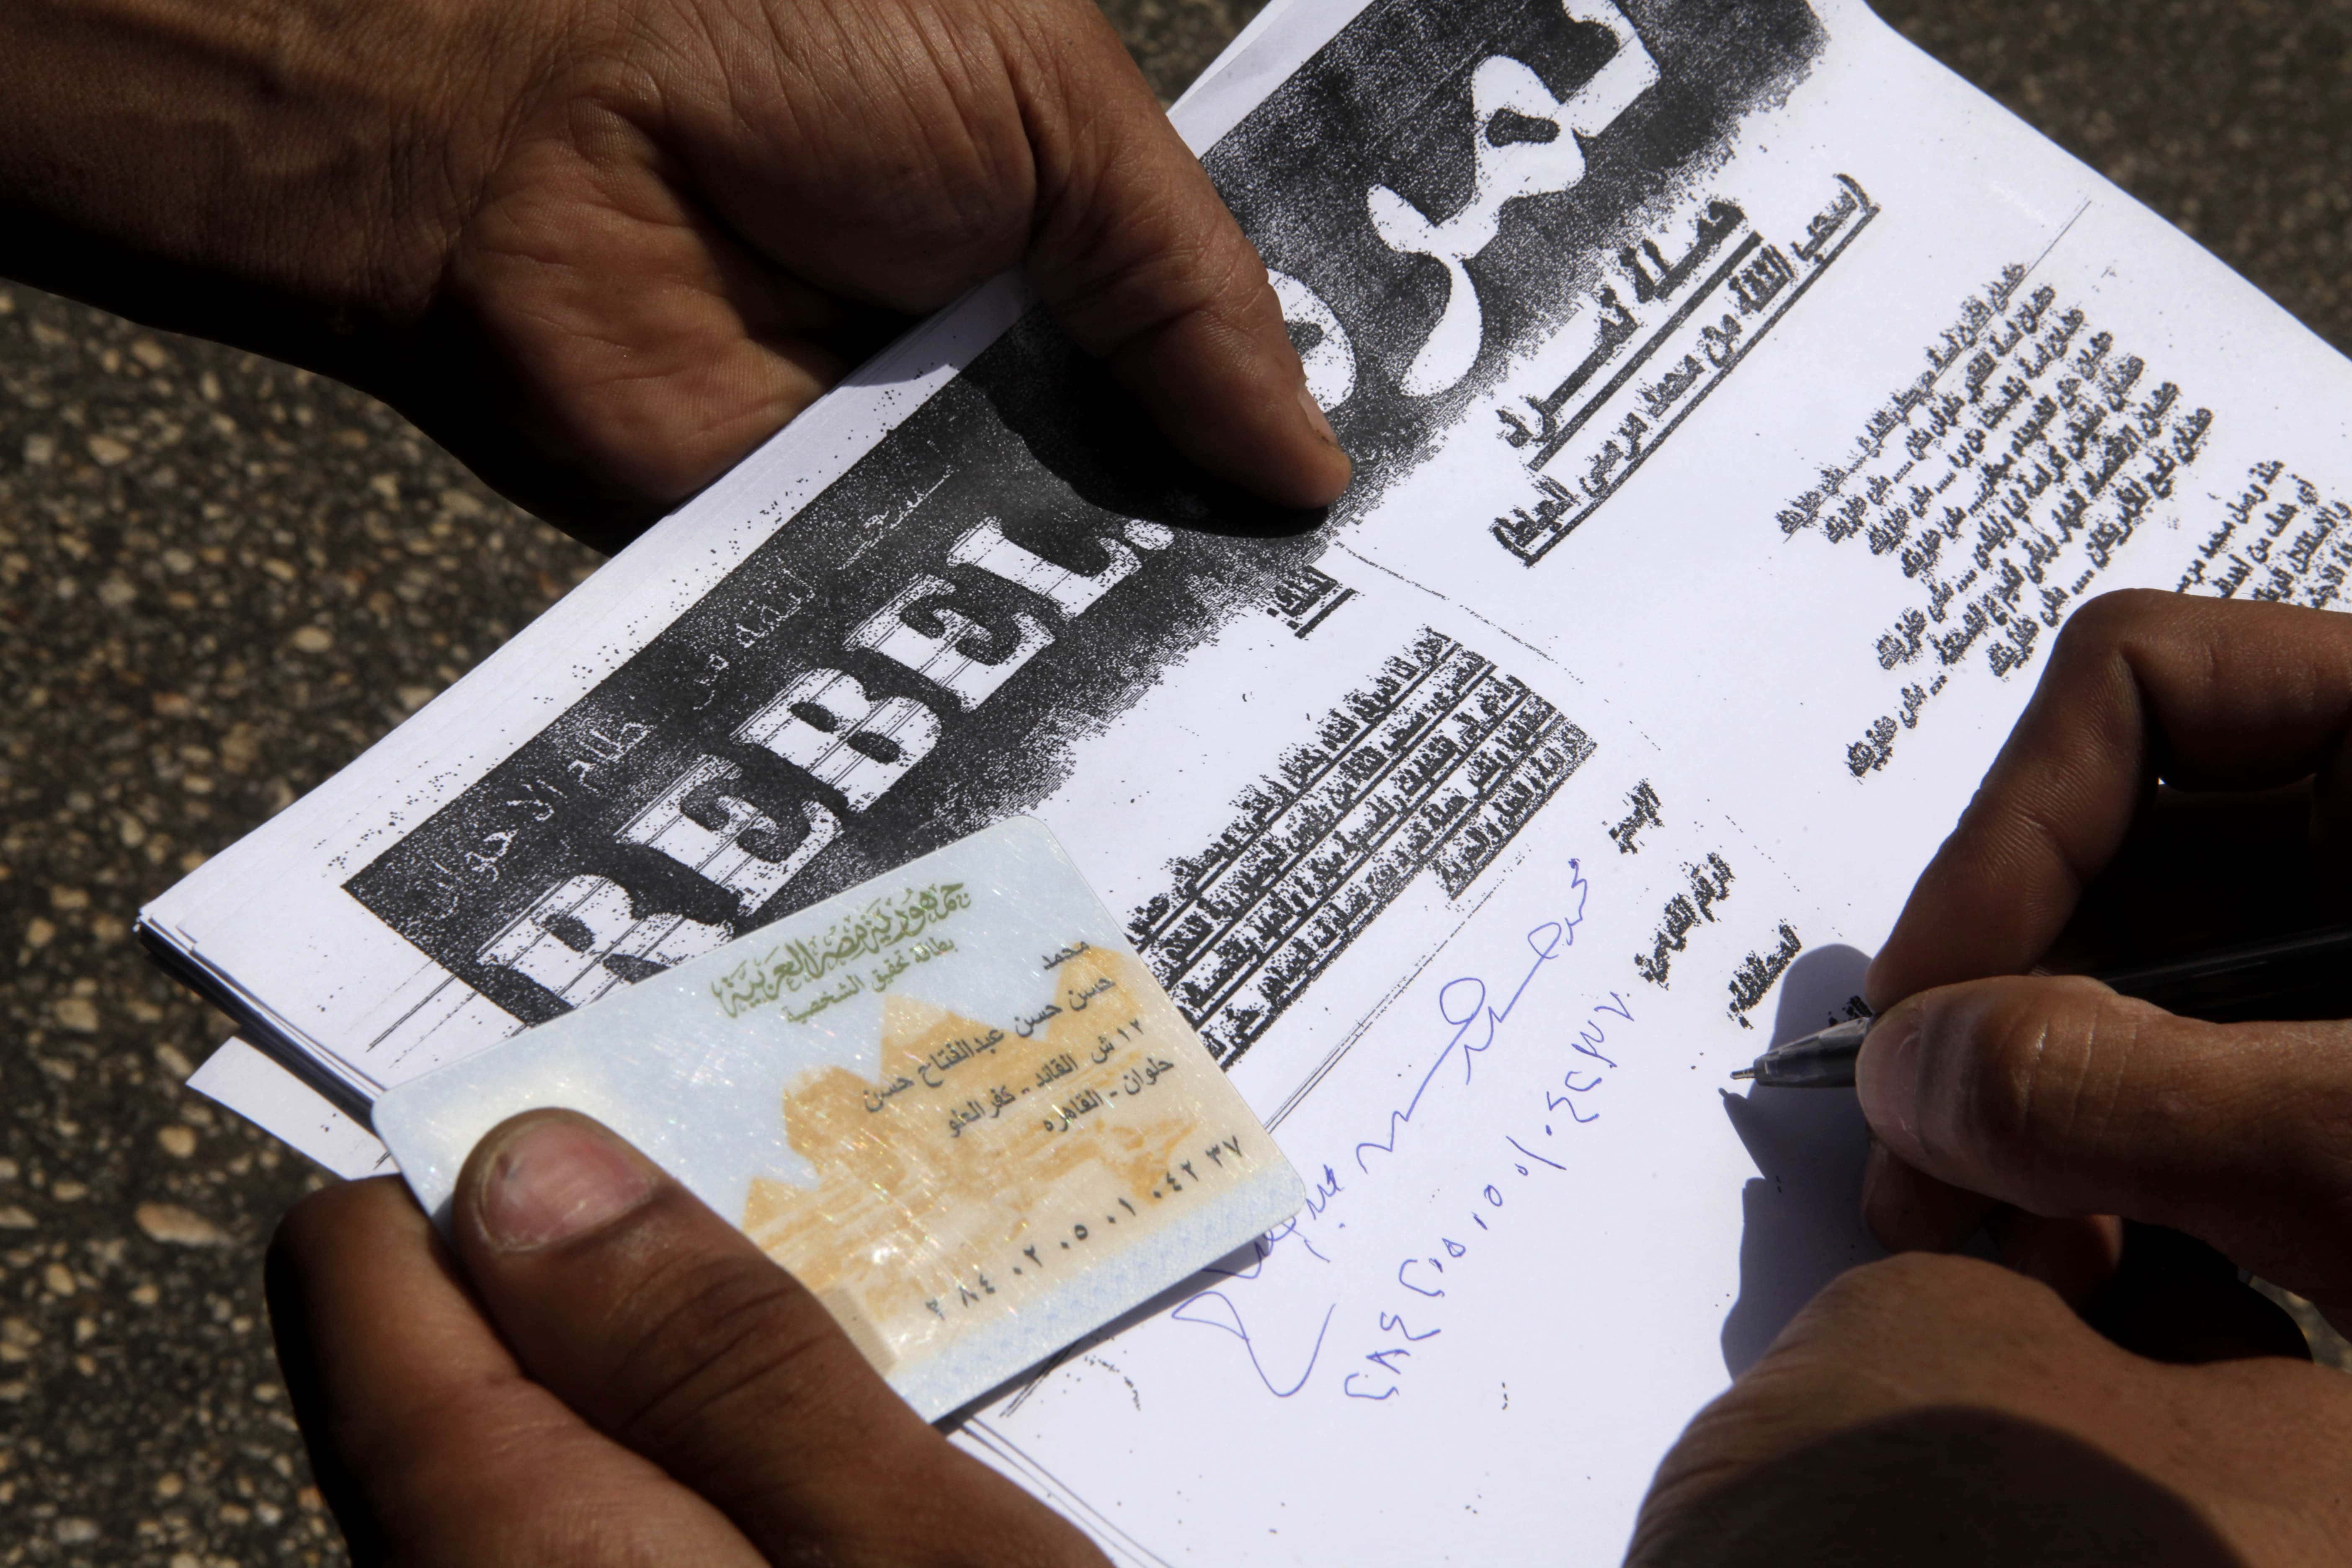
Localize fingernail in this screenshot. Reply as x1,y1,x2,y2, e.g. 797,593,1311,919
1297,383,1341,449
477,1114,655,1251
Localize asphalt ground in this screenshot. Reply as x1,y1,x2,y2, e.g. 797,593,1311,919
3,0,2350,1561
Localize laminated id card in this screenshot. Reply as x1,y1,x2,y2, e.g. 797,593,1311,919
373,818,1306,1420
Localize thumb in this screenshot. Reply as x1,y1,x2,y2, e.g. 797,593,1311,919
1012,9,1350,510
1856,976,2352,1308
450,1109,1106,1568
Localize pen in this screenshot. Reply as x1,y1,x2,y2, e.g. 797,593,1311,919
1729,923,2352,1089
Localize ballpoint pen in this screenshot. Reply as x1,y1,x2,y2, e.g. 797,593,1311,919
1730,923,2352,1089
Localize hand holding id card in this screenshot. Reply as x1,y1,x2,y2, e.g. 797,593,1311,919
374,819,1306,1419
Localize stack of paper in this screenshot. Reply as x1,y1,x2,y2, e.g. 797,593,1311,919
140,0,2352,1558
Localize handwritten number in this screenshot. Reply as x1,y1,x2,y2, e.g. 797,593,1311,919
1380,1312,1442,1342
1354,876,1591,1174
1398,1259,1446,1299
1505,1135,1565,1172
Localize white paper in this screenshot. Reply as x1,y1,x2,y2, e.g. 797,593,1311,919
151,0,2352,1557
187,1039,393,1180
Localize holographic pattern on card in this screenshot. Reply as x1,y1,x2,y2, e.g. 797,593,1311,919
373,818,1306,1420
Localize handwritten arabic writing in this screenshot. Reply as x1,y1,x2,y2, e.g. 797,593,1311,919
1491,175,1878,563
1348,988,1629,1403
1353,868,1592,1177
1778,263,2214,779
414,771,577,921
556,719,651,796
410,716,645,916
711,882,971,1017
1167,861,1649,1403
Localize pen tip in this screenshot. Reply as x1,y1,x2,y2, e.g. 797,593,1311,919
1729,1068,1755,1080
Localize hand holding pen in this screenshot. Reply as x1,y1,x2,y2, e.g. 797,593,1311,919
1734,923,2352,1088
1734,590,2352,1319
1631,592,2352,1564
1851,592,2352,1317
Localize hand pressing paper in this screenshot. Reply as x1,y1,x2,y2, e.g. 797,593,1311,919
373,818,1307,1421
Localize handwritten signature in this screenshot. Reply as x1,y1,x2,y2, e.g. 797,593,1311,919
1353,859,1591,1175
1175,860,1623,1403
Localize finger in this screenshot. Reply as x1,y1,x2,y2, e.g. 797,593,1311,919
1642,1253,2127,1484
267,1177,763,1565
423,114,860,546
1986,1208,2125,1310
605,0,1343,511
1865,1142,2285,1354
1867,591,2352,1009
2038,782,2331,978
1863,1138,2125,1307
1860,1135,1996,1253
1005,3,1351,508
1631,1251,2352,1567
1857,974,2352,1306
449,1109,1107,1568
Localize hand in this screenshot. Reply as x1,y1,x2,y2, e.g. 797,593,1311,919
1628,1253,2352,1566
1856,589,2352,1327
267,1109,1106,1565
0,0,1348,547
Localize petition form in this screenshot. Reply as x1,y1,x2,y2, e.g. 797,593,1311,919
139,0,2352,1558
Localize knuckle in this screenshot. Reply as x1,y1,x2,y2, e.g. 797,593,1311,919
1042,203,1187,321
1955,997,2065,1165
2257,1021,2352,1189
605,1248,852,1452
1810,1253,2071,1353
1925,980,2120,1178
269,1176,400,1274
2049,587,2166,666
1054,225,1264,360
1816,1251,1993,1318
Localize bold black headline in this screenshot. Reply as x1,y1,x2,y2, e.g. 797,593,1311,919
346,0,1823,1026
